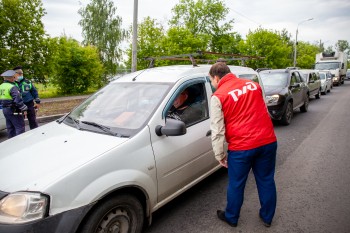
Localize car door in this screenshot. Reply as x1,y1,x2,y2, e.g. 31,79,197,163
290,71,303,108
149,78,218,202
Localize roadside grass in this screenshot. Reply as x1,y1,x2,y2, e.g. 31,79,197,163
35,83,98,99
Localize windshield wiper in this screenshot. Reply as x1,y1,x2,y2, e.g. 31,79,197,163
81,121,116,136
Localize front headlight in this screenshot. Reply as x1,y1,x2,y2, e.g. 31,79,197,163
0,192,48,224
266,95,280,105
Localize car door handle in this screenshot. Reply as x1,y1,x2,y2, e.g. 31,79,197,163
206,130,211,137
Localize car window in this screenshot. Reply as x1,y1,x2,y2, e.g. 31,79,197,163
67,82,171,136
293,72,302,83
238,74,259,83
290,72,300,85
319,73,326,79
166,82,208,127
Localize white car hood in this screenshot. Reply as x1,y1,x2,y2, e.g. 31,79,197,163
0,122,128,192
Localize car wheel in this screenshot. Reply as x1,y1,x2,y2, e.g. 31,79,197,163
315,89,321,99
281,102,293,125
78,194,144,233
300,95,309,113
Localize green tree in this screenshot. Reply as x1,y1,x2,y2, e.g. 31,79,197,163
335,40,349,53
78,0,127,79
126,17,166,70
0,0,47,82
161,27,210,64
170,0,236,52
238,28,292,69
295,42,319,69
52,37,104,94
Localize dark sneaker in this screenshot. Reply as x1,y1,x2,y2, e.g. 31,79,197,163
217,210,237,227
259,214,271,227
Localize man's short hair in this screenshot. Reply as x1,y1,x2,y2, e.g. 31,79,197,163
13,66,22,71
209,62,231,78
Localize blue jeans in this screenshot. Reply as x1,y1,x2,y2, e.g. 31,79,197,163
225,141,277,224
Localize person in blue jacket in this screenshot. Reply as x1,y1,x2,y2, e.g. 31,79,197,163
13,66,41,129
0,70,28,138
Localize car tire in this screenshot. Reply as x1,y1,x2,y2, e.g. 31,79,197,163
78,194,144,233
281,102,293,125
300,95,309,113
315,89,321,99
324,88,327,95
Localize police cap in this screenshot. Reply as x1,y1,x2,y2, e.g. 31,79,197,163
1,70,16,77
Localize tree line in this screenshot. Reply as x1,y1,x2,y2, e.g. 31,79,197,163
1,0,349,94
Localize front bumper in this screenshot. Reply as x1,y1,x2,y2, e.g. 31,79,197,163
0,203,93,233
267,104,285,120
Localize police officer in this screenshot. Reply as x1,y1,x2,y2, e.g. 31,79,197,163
0,70,28,138
13,66,40,129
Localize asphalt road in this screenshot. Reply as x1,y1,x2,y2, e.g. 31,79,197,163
0,83,349,232
143,81,350,233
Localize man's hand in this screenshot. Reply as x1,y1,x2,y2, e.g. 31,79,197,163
219,157,228,168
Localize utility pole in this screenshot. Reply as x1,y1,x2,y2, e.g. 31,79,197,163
131,0,138,72
293,18,313,67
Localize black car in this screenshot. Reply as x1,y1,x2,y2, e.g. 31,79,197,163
260,69,309,125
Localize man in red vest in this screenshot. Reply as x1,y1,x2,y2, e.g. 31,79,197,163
209,62,277,227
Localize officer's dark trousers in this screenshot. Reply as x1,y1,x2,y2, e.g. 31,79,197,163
25,101,38,129
3,108,25,138
225,141,277,225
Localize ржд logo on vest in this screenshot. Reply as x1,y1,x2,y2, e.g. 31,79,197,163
228,82,257,102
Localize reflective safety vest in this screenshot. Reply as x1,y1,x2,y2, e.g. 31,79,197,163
0,82,15,100
19,81,32,92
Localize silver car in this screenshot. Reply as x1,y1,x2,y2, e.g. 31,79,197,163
0,64,265,233
0,106,6,131
318,70,332,94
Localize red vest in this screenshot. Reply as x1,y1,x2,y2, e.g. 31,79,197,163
213,73,276,150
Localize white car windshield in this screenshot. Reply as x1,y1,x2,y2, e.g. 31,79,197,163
65,82,171,137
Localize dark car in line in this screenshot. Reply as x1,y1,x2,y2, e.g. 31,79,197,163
260,69,309,125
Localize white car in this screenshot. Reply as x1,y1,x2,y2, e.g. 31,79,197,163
0,64,264,233
319,70,332,94
0,106,6,131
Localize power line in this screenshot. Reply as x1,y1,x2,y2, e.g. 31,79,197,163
230,8,261,27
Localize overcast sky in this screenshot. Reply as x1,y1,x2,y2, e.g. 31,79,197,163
42,0,350,49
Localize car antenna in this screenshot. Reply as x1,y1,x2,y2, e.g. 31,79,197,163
132,68,148,81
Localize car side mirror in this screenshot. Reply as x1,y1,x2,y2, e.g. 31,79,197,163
290,83,300,88
155,118,186,136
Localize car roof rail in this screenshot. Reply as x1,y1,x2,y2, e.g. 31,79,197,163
145,51,265,68
286,66,300,70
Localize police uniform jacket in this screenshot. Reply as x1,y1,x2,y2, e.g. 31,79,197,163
0,80,28,112
16,78,40,104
